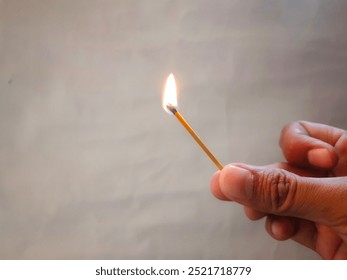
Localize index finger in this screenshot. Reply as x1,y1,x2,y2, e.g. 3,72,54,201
279,121,342,169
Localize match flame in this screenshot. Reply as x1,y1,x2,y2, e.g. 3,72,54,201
162,73,177,114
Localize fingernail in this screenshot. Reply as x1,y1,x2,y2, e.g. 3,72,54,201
307,148,333,168
219,165,253,201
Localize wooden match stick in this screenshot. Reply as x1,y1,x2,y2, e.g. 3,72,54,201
166,104,223,170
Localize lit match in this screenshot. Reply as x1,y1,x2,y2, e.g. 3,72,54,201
162,73,223,170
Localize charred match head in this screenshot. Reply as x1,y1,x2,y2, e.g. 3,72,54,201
166,103,177,114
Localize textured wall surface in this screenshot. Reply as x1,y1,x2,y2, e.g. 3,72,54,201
1,0,347,259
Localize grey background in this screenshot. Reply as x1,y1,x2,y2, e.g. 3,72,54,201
1,0,347,259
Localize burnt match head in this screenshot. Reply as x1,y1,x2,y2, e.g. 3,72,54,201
166,103,177,114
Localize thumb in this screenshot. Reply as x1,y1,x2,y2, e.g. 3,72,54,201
219,164,347,226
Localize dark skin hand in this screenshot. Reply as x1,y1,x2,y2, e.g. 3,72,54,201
210,121,347,259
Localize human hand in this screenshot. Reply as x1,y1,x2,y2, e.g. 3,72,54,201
210,121,347,259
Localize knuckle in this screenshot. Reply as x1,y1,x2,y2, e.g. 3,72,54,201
281,122,293,135
253,169,298,214
279,123,291,145
279,122,299,151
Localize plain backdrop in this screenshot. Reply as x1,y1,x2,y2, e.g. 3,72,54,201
1,0,347,259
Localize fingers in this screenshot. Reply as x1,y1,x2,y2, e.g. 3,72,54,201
210,162,347,259
210,161,327,202
243,208,318,251
244,206,266,220
279,121,343,169
298,121,345,144
265,216,316,249
244,207,343,256
216,164,347,226
245,208,347,259
265,216,298,241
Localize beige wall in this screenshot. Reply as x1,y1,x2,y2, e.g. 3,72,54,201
1,0,347,259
